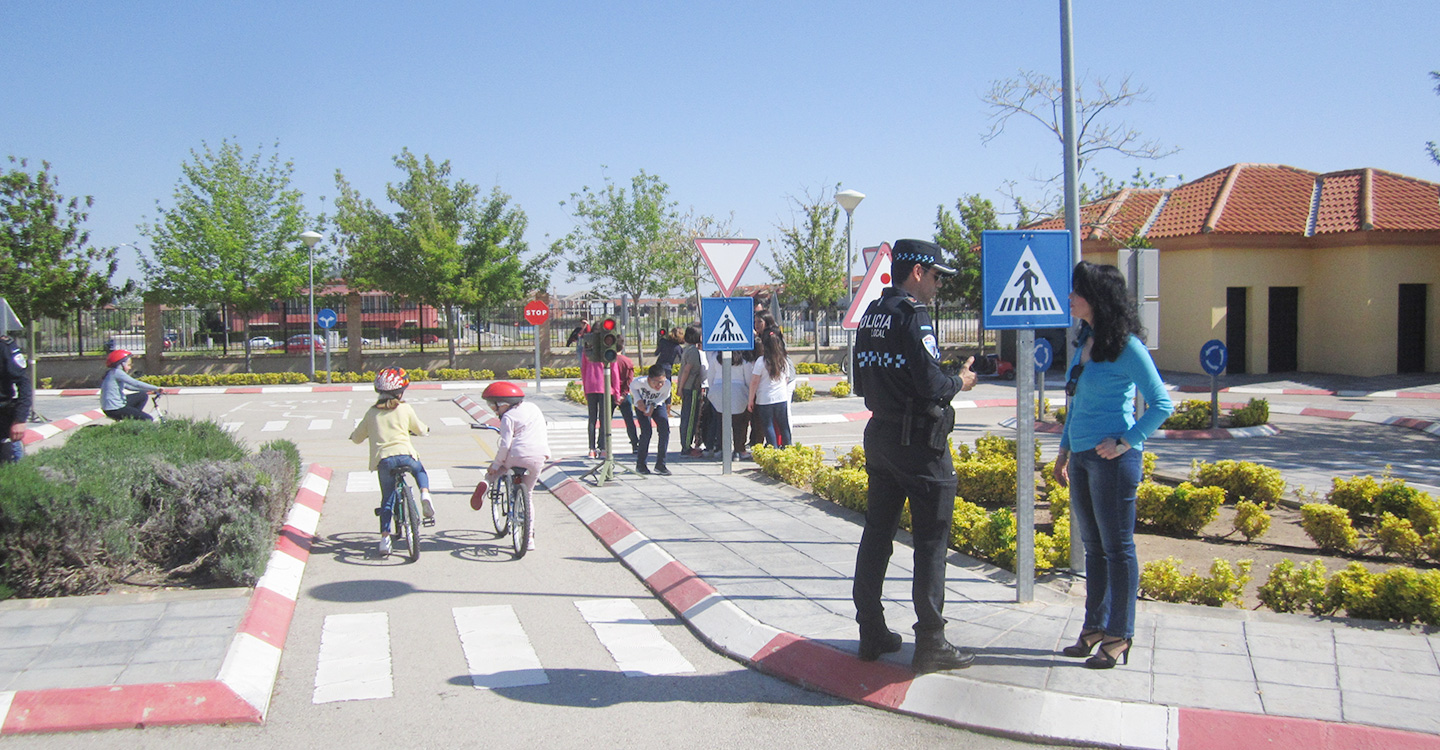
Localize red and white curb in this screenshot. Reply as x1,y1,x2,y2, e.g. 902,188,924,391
21,409,106,445
542,464,1440,750
1267,403,1440,438
0,465,331,734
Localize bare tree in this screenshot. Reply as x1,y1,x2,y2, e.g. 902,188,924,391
1427,71,1440,167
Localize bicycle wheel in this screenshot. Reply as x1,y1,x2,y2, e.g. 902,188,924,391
400,478,422,562
491,474,511,536
509,479,530,559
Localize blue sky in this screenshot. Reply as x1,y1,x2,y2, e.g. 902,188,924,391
4,1,1436,295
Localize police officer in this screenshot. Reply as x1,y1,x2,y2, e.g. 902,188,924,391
0,332,34,463
851,238,977,672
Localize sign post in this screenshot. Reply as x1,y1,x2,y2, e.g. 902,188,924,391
982,230,1072,603
316,308,337,384
524,300,551,392
1200,339,1228,429
701,297,754,476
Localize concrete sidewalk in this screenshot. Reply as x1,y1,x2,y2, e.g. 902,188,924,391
543,455,1440,750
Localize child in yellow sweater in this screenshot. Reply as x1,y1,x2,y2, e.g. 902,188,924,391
349,368,433,556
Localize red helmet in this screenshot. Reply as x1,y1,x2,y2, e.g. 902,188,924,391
106,349,132,367
374,367,409,393
482,381,525,406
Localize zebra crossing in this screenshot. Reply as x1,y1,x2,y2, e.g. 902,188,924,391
313,600,694,703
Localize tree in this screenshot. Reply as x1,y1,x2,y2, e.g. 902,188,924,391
0,157,130,392
558,169,688,366
933,194,1003,355
336,150,534,366
678,210,738,317
1427,71,1440,167
981,70,1179,220
140,139,312,372
761,185,846,360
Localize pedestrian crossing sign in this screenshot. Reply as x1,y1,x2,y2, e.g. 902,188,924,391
980,230,1072,330
701,297,754,352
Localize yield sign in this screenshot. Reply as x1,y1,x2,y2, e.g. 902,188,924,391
862,244,883,269
842,242,892,330
694,238,760,297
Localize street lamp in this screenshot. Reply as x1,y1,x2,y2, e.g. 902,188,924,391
300,231,323,381
835,189,865,385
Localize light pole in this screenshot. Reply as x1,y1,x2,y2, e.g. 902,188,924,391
835,190,865,385
300,231,323,381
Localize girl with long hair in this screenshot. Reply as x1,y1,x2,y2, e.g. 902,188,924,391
747,325,795,447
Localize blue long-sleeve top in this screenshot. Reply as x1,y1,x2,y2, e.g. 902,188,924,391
100,367,159,411
1060,333,1173,453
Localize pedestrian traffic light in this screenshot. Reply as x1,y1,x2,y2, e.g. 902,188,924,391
598,318,621,362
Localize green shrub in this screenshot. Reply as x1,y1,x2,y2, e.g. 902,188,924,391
751,444,825,486
1228,398,1270,428
1327,474,1382,520
507,368,534,379
1233,500,1272,541
835,445,865,470
793,384,815,402
1323,562,1376,618
1190,459,1286,507
795,362,840,374
1161,400,1212,430
1301,503,1358,552
812,466,868,512
1136,481,1224,537
1142,451,1156,481
1257,559,1329,614
954,454,1020,506
830,380,852,398
1376,512,1426,562
1046,484,1070,522
1140,557,1252,607
1368,568,1440,625
564,380,585,404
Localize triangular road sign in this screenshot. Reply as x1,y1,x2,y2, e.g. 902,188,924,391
705,304,750,347
989,245,1063,316
0,298,23,333
694,238,760,297
862,244,881,269
842,242,892,330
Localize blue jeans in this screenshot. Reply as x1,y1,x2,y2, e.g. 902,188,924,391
377,454,429,534
635,403,669,469
1068,447,1144,639
1,438,21,463
753,401,791,447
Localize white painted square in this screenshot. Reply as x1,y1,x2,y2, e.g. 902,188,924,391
575,599,694,677
453,605,548,689
313,612,392,704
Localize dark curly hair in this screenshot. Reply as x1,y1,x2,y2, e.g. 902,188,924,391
1072,261,1144,362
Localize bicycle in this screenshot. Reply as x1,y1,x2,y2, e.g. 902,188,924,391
476,424,532,559
379,464,423,562
149,389,167,422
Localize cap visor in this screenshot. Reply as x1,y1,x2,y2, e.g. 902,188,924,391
931,262,959,277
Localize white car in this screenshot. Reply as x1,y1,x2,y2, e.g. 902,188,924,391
340,336,372,347
248,336,276,348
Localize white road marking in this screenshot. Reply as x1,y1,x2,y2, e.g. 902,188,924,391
441,417,468,427
309,419,333,430
575,599,695,676
312,612,392,704
261,420,288,432
453,605,548,689
344,469,453,494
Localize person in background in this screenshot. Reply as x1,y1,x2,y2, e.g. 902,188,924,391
747,325,795,447
614,342,641,454
630,363,672,476
581,344,621,459
654,326,683,378
676,325,707,457
565,317,591,368
0,331,32,463
1052,260,1173,670
100,349,163,421
349,367,434,557
706,348,751,461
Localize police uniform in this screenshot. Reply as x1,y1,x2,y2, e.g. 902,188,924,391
0,335,33,463
850,239,974,670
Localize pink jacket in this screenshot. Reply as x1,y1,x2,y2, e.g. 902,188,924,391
580,352,620,398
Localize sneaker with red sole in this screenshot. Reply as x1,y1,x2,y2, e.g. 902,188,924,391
470,480,488,510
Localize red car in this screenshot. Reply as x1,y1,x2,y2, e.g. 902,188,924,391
410,333,440,344
273,334,325,353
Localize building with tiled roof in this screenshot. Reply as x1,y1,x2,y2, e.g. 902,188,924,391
1026,164,1439,376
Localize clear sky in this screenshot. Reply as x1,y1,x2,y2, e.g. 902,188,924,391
4,1,1436,295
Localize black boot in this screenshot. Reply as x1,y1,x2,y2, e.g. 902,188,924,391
857,629,903,661
911,630,975,673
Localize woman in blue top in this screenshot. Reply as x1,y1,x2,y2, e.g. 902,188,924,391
1053,261,1173,670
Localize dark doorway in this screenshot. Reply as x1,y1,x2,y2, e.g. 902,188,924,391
1268,287,1299,372
1398,284,1428,373
1225,287,1248,375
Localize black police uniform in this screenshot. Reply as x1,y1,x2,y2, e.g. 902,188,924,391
0,335,34,463
851,281,963,642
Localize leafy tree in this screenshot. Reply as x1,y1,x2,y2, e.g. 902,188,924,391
140,140,313,372
981,70,1179,220
761,185,846,360
0,157,130,391
1428,71,1440,167
557,169,688,365
336,150,533,366
934,194,1002,355
678,210,738,317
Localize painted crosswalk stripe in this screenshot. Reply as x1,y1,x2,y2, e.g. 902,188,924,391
313,612,392,704
261,420,288,432
441,417,468,427
223,422,242,433
575,599,695,677
453,605,548,689
309,419,333,430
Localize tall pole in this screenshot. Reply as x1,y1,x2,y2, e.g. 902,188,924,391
1060,0,1085,575
300,231,323,382
836,190,864,385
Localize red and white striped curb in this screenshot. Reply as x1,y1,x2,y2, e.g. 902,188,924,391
1030,421,1281,440
21,409,106,445
0,465,331,734
44,382,470,398
543,465,1440,750
1267,403,1440,438
1176,385,1440,400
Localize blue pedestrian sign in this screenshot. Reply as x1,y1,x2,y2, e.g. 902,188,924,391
980,231,1072,330
316,308,338,329
1034,338,1053,372
701,297,754,352
1200,339,1228,376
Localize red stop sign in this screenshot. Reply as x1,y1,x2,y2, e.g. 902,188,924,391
523,300,551,326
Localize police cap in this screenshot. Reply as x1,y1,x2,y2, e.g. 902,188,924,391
891,239,957,277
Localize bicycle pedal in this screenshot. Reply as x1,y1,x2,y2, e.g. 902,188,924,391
422,518,436,527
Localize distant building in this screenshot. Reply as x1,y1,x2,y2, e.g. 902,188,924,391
1025,164,1440,376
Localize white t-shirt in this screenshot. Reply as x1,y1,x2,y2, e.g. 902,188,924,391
631,377,672,413
751,356,795,406
707,350,749,412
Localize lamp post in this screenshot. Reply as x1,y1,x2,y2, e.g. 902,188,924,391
835,190,865,385
300,231,323,381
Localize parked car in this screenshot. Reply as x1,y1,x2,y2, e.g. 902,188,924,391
248,336,277,349
410,333,441,344
972,353,1015,380
273,334,325,353
339,336,372,347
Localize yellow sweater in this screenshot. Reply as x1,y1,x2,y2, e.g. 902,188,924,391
349,401,429,470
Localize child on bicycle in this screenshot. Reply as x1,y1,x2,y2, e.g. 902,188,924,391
475,381,550,551
349,367,434,557
100,349,163,421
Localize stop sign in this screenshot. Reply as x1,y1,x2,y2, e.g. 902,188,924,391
522,299,551,326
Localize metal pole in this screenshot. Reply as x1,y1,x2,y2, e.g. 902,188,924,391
1017,328,1036,603
1060,0,1085,576
308,244,316,381
845,211,854,386
722,358,733,475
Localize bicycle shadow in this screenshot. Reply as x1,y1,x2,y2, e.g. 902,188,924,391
445,667,843,709
309,529,531,568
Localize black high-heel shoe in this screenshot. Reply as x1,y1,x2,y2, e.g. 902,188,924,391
1061,629,1105,658
1084,637,1131,669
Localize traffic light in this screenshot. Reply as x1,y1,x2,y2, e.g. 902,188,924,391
597,318,621,362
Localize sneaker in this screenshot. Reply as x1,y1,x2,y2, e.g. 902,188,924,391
735,451,752,461
635,463,651,475
421,496,436,526
470,480,488,510
587,449,598,459
654,464,672,476
377,536,393,557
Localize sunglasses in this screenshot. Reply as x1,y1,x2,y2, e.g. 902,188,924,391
1065,363,1085,397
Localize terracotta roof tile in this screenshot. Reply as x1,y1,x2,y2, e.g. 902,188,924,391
1147,167,1232,238
1369,169,1440,231
1209,164,1315,234
1313,172,1362,234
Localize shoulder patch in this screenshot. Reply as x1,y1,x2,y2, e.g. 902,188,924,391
923,334,940,361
